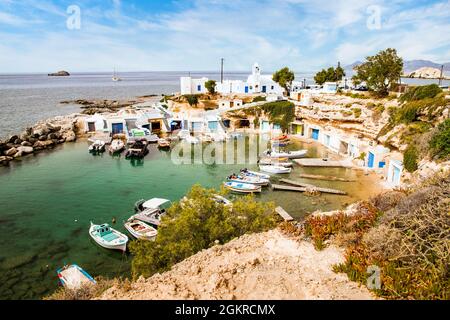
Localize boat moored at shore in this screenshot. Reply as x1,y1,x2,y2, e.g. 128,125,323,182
132,198,171,227
57,264,96,290
89,223,128,252
224,181,262,194
259,165,292,174
124,219,158,241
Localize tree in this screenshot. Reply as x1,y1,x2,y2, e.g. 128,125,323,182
129,185,276,278
184,94,199,107
352,48,403,97
314,63,346,85
272,67,295,94
205,80,217,95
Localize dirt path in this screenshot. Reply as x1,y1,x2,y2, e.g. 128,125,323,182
99,229,374,300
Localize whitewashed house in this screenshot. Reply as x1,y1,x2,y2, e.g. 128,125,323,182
179,63,284,96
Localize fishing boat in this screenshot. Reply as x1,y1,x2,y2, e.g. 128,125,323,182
224,182,262,194
132,198,171,227
57,264,96,290
109,139,125,154
259,157,293,167
157,138,171,149
259,165,292,174
147,134,159,143
264,149,307,159
89,223,128,252
271,140,290,148
112,68,122,82
227,174,269,186
240,168,271,180
124,219,158,241
125,140,149,159
89,140,106,153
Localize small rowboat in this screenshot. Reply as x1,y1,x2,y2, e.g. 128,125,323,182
259,165,292,174
89,222,128,252
124,219,158,241
57,264,96,290
227,175,269,186
224,182,262,194
240,169,271,180
264,149,307,159
109,139,125,154
157,139,171,149
89,140,106,153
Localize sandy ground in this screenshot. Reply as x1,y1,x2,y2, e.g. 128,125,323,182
98,229,374,300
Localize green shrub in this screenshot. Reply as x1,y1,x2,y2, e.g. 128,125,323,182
261,101,295,132
183,94,200,107
252,96,267,103
403,144,419,172
397,103,420,123
430,119,450,160
205,80,217,95
129,185,277,278
352,108,362,118
400,84,442,103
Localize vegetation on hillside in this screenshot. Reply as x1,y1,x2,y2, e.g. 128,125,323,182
183,94,200,107
352,48,403,97
304,173,450,299
314,63,345,85
272,67,295,94
129,185,277,278
205,80,217,95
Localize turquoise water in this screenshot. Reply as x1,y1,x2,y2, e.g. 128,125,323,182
0,138,382,299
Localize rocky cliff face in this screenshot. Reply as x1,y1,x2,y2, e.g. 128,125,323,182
97,229,374,300
408,67,445,79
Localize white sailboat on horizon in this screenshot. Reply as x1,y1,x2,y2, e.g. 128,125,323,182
112,68,122,82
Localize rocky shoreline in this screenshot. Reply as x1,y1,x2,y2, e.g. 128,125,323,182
0,114,84,167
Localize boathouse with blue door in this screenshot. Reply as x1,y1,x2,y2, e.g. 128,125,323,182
112,122,124,134
387,159,403,186
368,152,375,168
311,129,320,140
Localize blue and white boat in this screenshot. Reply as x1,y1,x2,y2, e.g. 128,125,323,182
89,222,128,252
227,174,269,186
224,182,262,194
240,169,271,180
57,264,96,290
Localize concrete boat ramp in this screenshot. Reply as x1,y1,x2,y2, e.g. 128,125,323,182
272,179,347,195
293,158,353,168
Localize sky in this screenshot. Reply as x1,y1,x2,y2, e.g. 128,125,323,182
0,0,449,73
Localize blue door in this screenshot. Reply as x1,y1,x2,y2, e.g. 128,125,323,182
368,152,375,168
312,129,319,140
262,86,267,93
208,121,218,132
197,85,201,92
112,123,124,134
245,86,249,93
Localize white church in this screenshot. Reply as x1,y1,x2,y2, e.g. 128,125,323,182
180,63,284,96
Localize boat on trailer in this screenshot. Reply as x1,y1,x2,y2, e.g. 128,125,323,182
132,198,171,227
109,139,125,154
89,140,106,153
89,223,128,252
124,219,158,241
224,182,262,194
259,165,292,174
57,264,96,290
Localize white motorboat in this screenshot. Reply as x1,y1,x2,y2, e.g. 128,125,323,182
240,169,271,180
109,139,125,154
259,165,292,174
224,182,262,194
259,157,293,167
264,149,307,159
132,198,171,227
124,220,158,241
227,173,269,186
89,140,106,153
89,223,128,252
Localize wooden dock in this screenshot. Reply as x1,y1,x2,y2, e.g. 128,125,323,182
275,206,294,222
293,158,352,168
276,179,347,195
299,174,356,182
